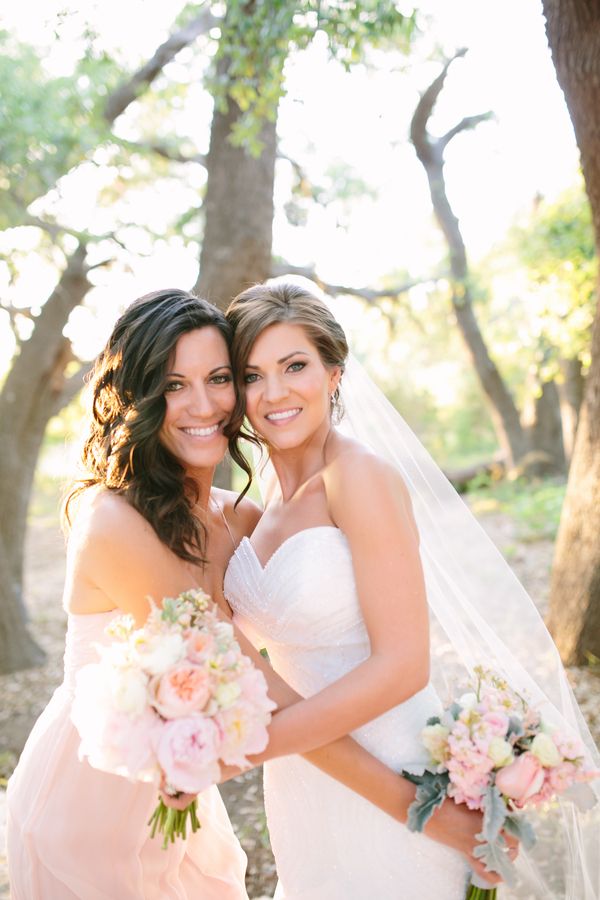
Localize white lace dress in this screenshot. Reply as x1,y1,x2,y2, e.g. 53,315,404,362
224,526,469,899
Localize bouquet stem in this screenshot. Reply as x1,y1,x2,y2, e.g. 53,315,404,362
148,798,201,850
466,871,497,899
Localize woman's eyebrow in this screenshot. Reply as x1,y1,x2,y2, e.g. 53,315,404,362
165,364,232,377
246,350,310,369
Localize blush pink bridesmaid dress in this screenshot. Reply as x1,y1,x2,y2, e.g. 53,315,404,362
6,611,248,900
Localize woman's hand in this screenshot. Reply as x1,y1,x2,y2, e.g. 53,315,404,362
424,799,519,885
159,772,197,812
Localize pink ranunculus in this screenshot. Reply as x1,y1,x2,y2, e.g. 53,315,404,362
237,667,276,711
186,631,216,664
482,711,510,736
151,663,212,718
495,752,545,806
154,715,221,793
214,700,271,767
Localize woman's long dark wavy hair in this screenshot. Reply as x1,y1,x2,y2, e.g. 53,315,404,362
64,289,252,565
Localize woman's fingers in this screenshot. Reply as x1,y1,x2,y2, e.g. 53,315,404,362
159,773,197,810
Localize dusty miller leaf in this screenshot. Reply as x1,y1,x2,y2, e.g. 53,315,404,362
473,837,517,887
477,785,507,844
504,814,536,850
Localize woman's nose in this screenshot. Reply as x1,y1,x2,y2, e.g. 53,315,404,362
187,384,216,417
263,375,288,403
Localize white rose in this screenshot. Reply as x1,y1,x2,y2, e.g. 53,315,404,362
133,632,186,676
215,682,242,709
109,666,148,716
422,723,450,764
459,692,478,710
530,732,561,767
488,737,514,768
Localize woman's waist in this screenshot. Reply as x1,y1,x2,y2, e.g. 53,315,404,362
350,684,441,768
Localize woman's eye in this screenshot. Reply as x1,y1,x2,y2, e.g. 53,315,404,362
287,361,306,373
164,381,183,393
210,374,232,385
244,373,259,384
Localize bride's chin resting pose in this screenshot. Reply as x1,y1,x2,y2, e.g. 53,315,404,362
218,280,598,900
6,288,498,900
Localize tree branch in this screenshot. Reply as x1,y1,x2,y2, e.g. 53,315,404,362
103,8,220,124
410,48,468,164
270,263,436,306
52,361,94,414
438,112,494,152
123,139,208,167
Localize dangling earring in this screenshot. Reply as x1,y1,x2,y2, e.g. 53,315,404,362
330,385,344,426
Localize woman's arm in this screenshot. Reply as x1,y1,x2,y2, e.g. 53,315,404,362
251,451,431,760
219,628,511,885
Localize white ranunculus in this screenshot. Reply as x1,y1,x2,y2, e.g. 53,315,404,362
108,666,148,716
530,732,561,767
458,692,478,710
215,681,242,709
132,632,186,676
488,737,514,768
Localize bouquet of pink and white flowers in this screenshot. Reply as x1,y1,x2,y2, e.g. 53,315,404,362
72,588,276,847
402,666,598,899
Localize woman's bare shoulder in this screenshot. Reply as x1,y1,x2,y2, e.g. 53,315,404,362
214,488,262,541
69,487,160,556
324,436,411,521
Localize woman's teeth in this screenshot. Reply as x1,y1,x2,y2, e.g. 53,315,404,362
183,424,220,436
266,408,301,421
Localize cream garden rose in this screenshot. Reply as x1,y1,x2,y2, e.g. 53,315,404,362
422,723,450,764
530,732,562,767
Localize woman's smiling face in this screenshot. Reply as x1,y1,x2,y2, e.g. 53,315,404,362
159,326,235,471
243,321,340,451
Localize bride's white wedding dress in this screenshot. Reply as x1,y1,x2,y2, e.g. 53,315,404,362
224,525,469,899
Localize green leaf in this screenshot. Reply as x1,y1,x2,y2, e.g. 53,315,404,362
504,813,536,851
405,774,449,832
473,837,517,888
477,785,507,844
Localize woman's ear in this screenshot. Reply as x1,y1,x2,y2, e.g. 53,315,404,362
329,366,342,395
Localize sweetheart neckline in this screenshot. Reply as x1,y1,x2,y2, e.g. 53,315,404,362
240,525,344,572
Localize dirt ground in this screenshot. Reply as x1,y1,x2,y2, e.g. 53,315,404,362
0,506,598,899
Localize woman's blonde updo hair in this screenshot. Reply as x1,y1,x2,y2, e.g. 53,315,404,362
226,281,349,432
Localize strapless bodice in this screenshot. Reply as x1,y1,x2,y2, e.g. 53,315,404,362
224,526,441,770
63,610,117,691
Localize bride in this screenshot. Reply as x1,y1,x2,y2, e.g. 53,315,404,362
224,279,600,899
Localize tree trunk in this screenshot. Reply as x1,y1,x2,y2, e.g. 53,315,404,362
0,247,92,673
193,55,278,488
521,377,567,475
557,356,584,463
409,57,529,467
193,81,276,310
543,0,600,664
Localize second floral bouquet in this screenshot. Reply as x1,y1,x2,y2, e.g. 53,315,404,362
402,666,598,899
71,588,276,846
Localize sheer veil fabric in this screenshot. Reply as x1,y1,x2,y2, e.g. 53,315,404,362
251,305,600,897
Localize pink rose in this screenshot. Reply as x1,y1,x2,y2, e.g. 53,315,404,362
495,752,545,806
154,715,220,793
186,631,216,664
151,663,212,718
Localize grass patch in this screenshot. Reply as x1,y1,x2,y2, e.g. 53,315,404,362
467,476,567,541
